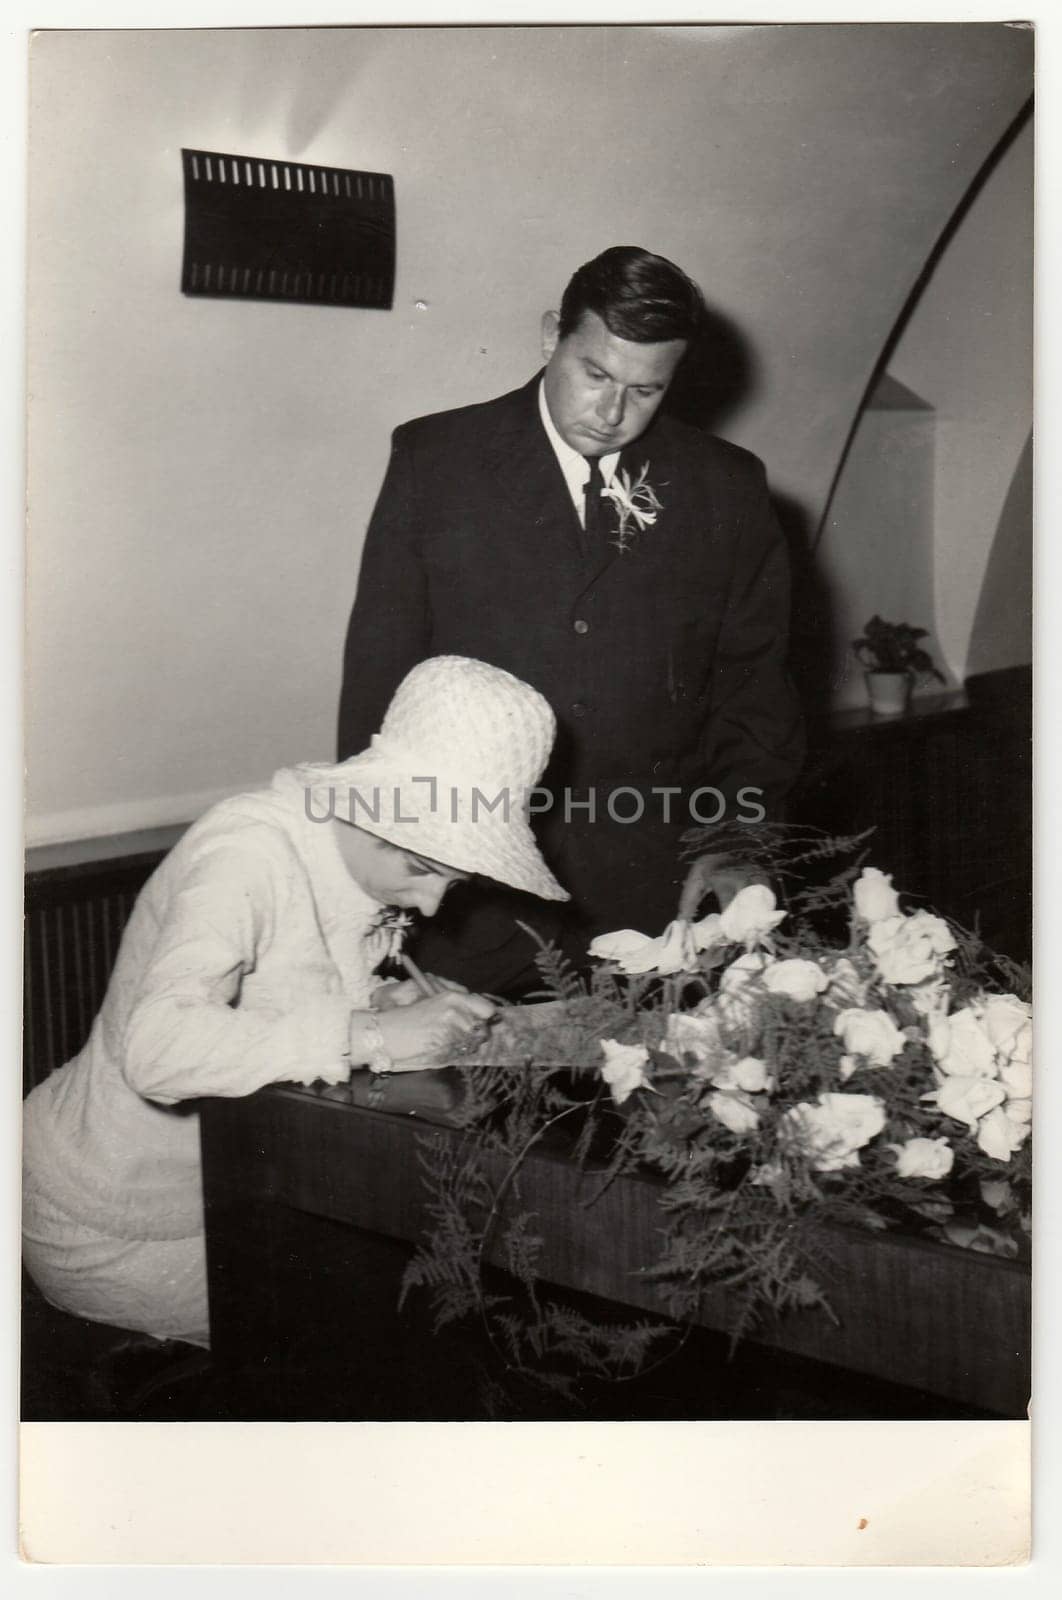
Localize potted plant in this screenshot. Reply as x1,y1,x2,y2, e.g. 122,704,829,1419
853,614,945,715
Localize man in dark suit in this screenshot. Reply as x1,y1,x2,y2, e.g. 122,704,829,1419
338,246,804,991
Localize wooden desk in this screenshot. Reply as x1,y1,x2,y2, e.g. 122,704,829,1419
200,1077,1030,1420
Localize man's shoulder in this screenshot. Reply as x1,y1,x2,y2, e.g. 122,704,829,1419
392,378,536,447
654,410,767,484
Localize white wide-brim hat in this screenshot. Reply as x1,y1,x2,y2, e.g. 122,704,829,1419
296,656,569,903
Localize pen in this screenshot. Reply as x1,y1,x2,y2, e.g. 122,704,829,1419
399,951,498,1056
399,951,439,997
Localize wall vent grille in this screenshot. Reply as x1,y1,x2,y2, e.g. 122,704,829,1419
180,148,395,309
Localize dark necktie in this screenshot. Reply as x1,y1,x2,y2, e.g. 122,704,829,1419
582,456,607,545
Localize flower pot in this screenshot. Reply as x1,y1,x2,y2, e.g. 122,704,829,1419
865,670,911,717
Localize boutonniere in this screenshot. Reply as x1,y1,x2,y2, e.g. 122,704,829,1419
370,906,413,962
601,462,664,553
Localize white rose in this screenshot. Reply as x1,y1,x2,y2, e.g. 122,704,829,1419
853,867,901,923
782,1093,887,1172
709,1053,772,1094
999,1059,1032,1101
825,956,869,1006
718,883,787,948
691,911,725,952
976,1105,1030,1161
732,1055,771,1093
1003,1095,1031,1126
598,1039,652,1105
833,1007,907,1067
927,1074,1006,1131
868,911,956,986
907,978,950,1020
907,910,957,955
662,1010,726,1073
708,952,768,1030
890,1136,954,1180
978,994,1032,1067
718,951,768,995
588,918,698,975
707,1090,760,1135
981,993,1032,1106
763,959,829,1003
589,927,658,970
651,920,701,974
928,1006,998,1079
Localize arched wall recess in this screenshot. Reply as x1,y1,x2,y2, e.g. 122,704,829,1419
810,101,1032,708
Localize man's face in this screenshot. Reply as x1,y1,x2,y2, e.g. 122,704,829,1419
541,308,687,457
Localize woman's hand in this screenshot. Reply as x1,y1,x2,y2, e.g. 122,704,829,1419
374,989,496,1069
678,853,772,920
371,975,470,1011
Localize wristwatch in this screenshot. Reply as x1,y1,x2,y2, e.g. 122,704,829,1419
358,1011,394,1076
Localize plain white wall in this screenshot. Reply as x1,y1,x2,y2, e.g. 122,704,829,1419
24,24,1032,843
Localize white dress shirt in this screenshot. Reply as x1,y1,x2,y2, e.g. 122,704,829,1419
538,380,620,528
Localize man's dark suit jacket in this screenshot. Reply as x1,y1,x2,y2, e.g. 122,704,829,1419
338,373,804,955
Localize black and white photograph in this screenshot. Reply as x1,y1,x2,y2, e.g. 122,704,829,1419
13,9,1042,1571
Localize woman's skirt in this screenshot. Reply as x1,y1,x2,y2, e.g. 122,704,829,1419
22,1171,210,1348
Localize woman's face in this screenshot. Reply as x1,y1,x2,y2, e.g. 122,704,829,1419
336,825,469,916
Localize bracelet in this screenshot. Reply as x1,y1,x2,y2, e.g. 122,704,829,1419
357,1011,394,1076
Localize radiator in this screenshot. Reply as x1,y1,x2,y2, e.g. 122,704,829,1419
23,856,165,1096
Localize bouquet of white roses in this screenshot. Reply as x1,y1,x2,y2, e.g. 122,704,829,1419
403,851,1031,1388
580,868,1030,1297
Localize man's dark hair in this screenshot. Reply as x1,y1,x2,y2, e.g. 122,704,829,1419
557,245,705,344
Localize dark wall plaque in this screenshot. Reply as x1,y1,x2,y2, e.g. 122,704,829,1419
181,148,395,309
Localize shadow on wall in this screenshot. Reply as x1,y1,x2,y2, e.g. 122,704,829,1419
663,308,836,726
663,302,760,434
966,431,1033,680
